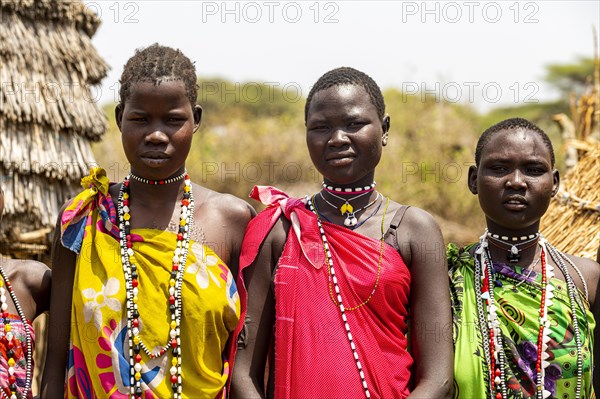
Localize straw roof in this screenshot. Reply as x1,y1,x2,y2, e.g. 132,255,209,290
542,42,600,260
542,141,599,259
1,0,109,257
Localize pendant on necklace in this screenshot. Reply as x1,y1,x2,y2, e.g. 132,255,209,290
340,202,358,227
344,212,358,227
508,245,520,263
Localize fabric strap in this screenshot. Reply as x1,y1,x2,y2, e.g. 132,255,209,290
383,205,410,254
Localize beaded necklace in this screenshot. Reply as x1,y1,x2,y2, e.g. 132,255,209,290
118,173,193,399
319,190,376,227
130,171,187,185
474,232,584,399
306,194,390,399
322,181,376,194
0,264,32,399
319,192,382,229
315,193,383,231
486,232,540,263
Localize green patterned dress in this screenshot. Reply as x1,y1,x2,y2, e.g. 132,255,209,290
448,243,595,399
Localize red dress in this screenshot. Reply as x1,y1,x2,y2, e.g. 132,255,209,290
237,187,413,399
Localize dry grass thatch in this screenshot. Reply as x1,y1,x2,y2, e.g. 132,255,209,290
542,37,600,260
1,0,109,257
542,142,600,259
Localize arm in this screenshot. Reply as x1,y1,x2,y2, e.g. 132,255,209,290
25,260,51,318
231,217,288,399
40,205,77,399
399,208,453,399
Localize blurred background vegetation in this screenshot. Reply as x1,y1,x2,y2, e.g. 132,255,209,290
92,58,594,245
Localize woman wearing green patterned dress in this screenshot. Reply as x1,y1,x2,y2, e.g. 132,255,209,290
448,117,599,399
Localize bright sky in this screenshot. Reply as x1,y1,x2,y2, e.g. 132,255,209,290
88,0,599,112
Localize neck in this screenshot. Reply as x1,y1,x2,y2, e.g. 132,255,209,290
124,175,187,207
483,228,540,267
322,174,375,192
485,220,541,241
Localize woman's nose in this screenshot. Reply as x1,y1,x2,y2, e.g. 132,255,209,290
505,169,526,189
145,126,169,144
328,128,350,147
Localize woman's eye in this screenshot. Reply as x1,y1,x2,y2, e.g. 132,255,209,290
527,167,545,175
490,165,508,173
348,121,366,128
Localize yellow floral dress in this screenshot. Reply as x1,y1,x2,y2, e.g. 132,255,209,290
60,168,240,398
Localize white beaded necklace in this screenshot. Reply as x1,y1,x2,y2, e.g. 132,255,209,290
0,264,32,399
118,174,193,399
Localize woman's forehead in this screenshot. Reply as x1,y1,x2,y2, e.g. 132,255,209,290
481,129,552,161
308,85,375,114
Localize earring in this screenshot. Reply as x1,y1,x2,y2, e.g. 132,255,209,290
382,133,388,146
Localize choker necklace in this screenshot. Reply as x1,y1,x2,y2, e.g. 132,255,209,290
0,265,33,399
322,181,376,194
487,232,538,241
306,194,390,399
487,232,540,263
474,231,584,399
130,171,187,185
319,191,380,227
118,173,193,399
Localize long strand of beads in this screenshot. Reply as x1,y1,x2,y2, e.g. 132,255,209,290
476,236,505,399
119,174,193,399
306,195,389,398
534,246,553,399
473,240,496,399
542,239,583,399
0,265,32,399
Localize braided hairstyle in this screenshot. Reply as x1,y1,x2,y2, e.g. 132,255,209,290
119,43,198,105
305,67,385,121
475,117,555,167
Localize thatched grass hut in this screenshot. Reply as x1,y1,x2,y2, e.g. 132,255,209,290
0,0,108,258
542,44,599,260
542,141,599,259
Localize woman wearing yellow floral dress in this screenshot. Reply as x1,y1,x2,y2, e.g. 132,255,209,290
41,44,253,399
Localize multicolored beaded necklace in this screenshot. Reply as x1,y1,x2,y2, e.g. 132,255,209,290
118,172,193,399
307,194,390,399
0,265,32,399
474,232,584,399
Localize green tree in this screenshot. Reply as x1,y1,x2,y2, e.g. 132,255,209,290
545,57,595,97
